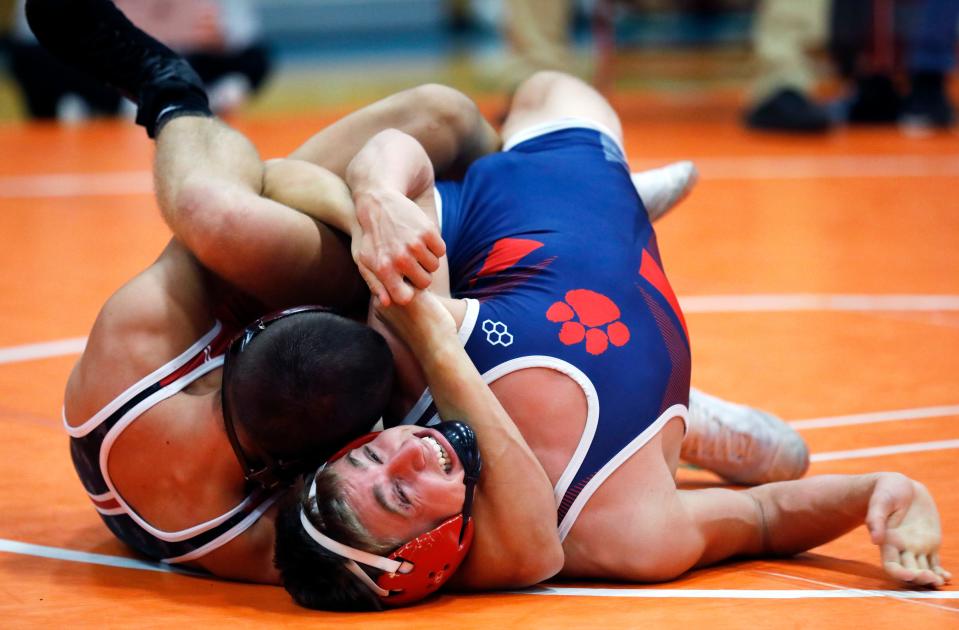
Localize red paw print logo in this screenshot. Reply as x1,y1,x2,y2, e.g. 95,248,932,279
546,289,630,355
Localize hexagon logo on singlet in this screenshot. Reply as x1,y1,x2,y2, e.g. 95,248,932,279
546,289,631,355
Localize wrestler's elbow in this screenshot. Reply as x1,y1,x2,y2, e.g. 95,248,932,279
517,539,565,585
172,182,258,271
496,527,564,587
452,528,563,591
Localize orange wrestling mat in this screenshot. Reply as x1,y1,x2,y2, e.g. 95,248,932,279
0,93,957,628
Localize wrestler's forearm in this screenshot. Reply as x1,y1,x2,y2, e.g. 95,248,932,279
679,474,880,571
260,158,358,235
346,129,434,202
287,84,499,179
415,338,564,587
745,473,880,557
418,340,558,523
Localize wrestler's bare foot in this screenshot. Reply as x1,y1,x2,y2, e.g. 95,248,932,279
867,472,951,587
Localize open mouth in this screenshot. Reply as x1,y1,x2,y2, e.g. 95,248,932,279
419,434,453,473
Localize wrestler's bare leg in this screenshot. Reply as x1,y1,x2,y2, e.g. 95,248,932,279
501,70,699,222
152,116,361,310
501,70,624,146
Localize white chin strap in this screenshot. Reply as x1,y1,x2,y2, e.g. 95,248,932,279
301,474,413,598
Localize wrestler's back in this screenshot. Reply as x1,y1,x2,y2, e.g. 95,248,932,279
63,242,279,582
432,128,691,539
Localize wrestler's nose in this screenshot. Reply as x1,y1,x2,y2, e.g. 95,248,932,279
388,437,428,475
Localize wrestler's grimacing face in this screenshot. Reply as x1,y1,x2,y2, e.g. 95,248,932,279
329,425,466,543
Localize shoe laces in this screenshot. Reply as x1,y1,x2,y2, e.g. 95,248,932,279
685,398,768,466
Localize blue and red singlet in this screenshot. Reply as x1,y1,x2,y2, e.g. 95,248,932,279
404,120,691,540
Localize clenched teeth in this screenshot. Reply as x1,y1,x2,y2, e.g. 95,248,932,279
421,435,452,473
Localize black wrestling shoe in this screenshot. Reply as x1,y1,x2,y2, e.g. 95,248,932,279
745,88,833,133
901,72,955,129
846,74,902,124
25,0,210,137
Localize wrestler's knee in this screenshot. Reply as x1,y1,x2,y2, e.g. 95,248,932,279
171,179,247,260
510,70,571,111
404,83,480,134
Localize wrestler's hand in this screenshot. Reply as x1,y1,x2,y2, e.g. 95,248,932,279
372,289,457,355
352,188,446,307
866,473,951,587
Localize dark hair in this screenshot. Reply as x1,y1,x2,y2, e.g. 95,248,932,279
274,469,400,611
223,312,393,468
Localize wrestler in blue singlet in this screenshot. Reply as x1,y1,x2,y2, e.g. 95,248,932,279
405,121,691,540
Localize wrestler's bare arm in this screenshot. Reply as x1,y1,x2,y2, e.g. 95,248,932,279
153,84,496,312
744,473,949,586
262,129,452,307
575,472,950,588
287,84,500,180
346,129,447,305
374,292,564,589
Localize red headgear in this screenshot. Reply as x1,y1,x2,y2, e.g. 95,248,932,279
300,428,480,606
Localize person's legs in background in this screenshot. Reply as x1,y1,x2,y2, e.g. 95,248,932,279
901,0,959,128
745,0,833,133
501,0,577,90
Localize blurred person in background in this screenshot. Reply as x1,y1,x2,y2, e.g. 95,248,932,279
6,0,270,121
744,0,833,133
501,0,579,88
832,0,959,129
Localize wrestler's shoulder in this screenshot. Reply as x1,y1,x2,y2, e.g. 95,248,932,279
65,241,215,424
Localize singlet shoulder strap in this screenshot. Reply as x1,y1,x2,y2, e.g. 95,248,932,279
64,321,228,437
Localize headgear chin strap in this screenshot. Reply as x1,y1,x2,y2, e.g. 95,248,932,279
300,423,481,606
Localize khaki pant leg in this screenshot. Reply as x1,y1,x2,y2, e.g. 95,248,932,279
502,0,575,88
751,0,830,103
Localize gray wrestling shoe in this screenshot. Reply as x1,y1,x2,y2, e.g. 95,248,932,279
631,160,699,222
681,387,810,485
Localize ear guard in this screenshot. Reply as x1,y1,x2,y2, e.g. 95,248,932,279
300,422,481,606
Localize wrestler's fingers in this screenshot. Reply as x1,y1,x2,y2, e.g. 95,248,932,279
931,554,952,582
409,241,440,273
423,229,446,258
366,253,409,306
881,545,910,581
911,567,944,588
883,559,919,584
381,269,414,306
914,556,943,587
359,262,390,307
881,547,943,586
396,255,432,292
900,551,919,571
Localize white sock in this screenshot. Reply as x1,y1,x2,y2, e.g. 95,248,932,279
630,160,698,222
